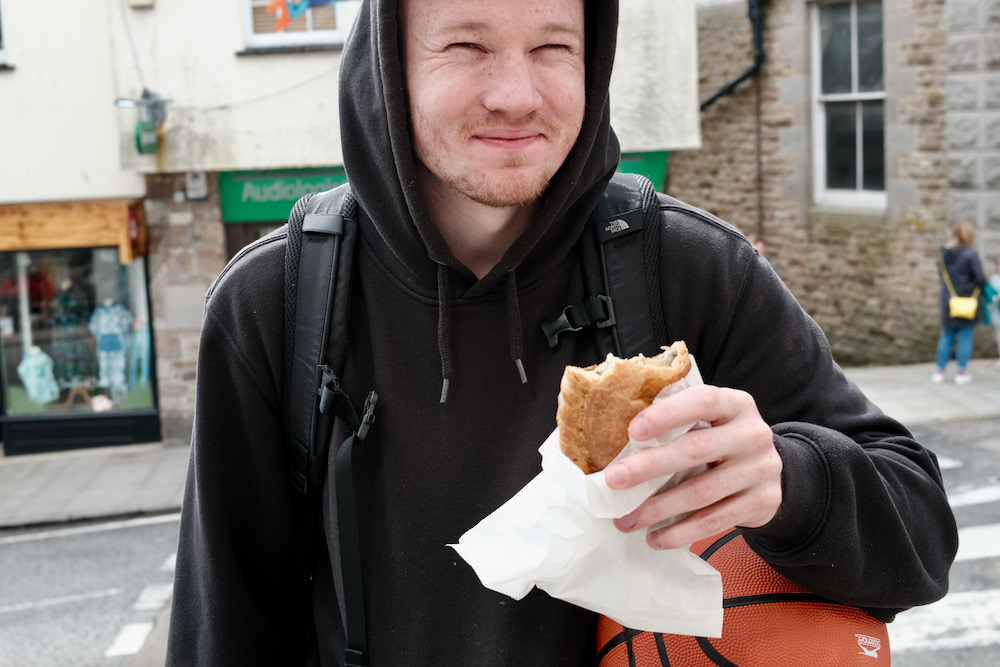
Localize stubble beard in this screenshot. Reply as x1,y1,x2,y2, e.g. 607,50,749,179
455,151,551,209
420,114,571,210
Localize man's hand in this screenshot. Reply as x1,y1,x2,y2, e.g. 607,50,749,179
605,384,782,550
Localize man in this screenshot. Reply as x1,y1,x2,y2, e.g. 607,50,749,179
167,0,958,665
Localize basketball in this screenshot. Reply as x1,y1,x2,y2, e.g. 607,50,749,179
596,529,890,666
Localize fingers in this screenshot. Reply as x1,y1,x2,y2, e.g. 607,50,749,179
606,384,783,547
614,450,782,549
627,383,737,442
608,385,763,489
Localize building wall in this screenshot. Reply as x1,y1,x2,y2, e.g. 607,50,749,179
671,0,957,366
946,0,1000,254
143,174,227,441
0,0,145,204
110,0,701,174
108,1,350,174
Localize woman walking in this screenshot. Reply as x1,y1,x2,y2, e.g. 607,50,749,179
933,221,987,384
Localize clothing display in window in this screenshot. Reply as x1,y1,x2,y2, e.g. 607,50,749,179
17,346,60,404
89,301,134,400
129,322,151,388
50,282,95,388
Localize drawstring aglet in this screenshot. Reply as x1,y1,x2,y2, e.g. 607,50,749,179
514,358,527,384
440,378,451,404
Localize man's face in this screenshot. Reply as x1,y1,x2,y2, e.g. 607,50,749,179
401,0,586,209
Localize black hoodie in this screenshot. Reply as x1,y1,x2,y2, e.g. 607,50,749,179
167,1,957,665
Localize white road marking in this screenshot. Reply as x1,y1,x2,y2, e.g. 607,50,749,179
0,588,122,614
937,455,963,470
133,583,173,611
161,552,176,572
955,523,1000,562
104,622,154,657
889,588,1000,652
0,513,180,545
949,484,1000,508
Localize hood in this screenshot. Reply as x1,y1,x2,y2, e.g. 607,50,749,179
338,0,622,297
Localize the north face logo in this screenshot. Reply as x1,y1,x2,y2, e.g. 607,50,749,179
855,634,882,658
605,219,630,234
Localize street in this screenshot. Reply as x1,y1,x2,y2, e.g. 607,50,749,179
0,514,179,667
0,418,998,665
890,418,1000,666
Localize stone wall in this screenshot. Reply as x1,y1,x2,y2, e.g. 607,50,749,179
143,173,227,442
670,0,961,366
947,0,1000,255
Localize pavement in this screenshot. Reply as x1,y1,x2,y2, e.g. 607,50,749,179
2,357,1000,663
6,359,1000,532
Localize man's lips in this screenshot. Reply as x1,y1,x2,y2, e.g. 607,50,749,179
473,129,545,148
475,128,542,140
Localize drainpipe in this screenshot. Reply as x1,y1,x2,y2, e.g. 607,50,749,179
700,0,766,112
699,0,767,240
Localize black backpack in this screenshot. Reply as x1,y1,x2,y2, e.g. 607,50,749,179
282,172,665,666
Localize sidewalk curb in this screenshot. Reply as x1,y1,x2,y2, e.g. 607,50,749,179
130,598,172,667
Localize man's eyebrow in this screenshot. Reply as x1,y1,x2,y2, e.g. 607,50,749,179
434,21,584,42
541,22,585,42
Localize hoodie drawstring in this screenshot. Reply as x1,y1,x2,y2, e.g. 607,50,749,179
437,264,453,403
436,266,529,403
505,272,528,385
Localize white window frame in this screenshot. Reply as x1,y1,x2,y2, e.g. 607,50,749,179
810,0,887,209
241,0,361,49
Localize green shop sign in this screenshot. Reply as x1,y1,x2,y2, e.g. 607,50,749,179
617,151,669,190
135,121,160,155
219,153,666,224
219,168,348,223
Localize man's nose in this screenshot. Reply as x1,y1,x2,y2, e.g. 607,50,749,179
481,54,544,116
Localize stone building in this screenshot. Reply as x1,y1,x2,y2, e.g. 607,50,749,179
670,0,1000,366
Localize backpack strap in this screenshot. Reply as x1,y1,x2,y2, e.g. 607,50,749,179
284,183,359,496
283,183,375,666
541,172,665,358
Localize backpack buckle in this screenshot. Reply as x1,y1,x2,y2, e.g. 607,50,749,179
540,295,616,349
317,365,360,428
356,391,379,442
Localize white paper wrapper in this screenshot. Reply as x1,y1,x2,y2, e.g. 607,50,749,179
451,358,723,637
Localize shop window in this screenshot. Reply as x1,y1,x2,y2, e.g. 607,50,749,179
0,248,154,417
225,222,282,262
811,0,886,209
242,0,361,49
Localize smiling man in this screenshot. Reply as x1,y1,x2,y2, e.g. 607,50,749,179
402,0,588,277
167,1,957,665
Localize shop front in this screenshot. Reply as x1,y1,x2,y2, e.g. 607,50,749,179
0,199,160,455
217,156,668,258
219,167,349,259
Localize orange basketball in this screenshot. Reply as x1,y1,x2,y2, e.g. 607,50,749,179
596,530,890,666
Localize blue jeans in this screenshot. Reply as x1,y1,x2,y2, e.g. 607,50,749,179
936,324,976,371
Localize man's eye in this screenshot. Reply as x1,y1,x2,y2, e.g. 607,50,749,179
536,43,576,53
450,43,482,51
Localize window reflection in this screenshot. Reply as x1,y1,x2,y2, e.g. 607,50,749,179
0,248,153,416
820,3,852,95
826,102,857,190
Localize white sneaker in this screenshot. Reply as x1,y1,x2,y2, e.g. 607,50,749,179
931,371,945,383
956,372,972,385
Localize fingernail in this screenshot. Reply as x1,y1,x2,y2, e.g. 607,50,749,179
631,415,650,440
617,513,636,530
605,464,627,487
